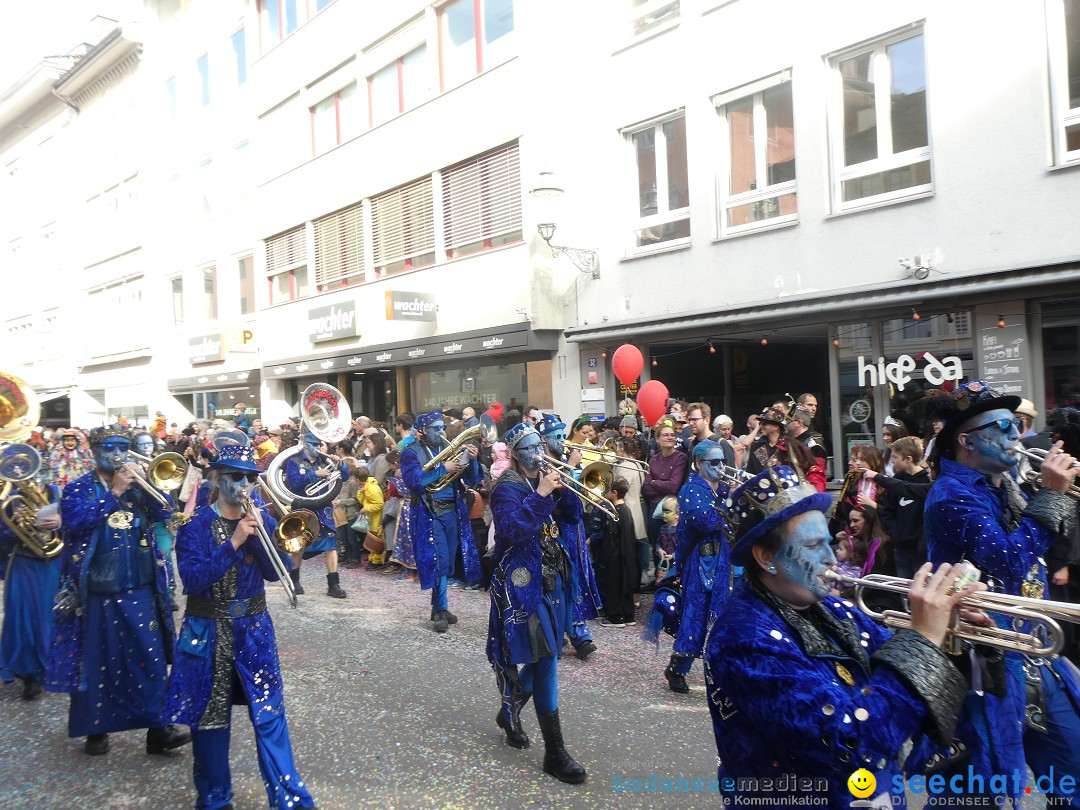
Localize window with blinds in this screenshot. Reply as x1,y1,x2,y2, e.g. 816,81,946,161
266,226,306,273
313,202,364,289
442,141,522,258
371,176,435,275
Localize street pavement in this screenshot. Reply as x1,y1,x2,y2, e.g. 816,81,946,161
1,562,720,809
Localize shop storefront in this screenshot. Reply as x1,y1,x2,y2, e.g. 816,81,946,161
167,370,262,423
263,323,558,428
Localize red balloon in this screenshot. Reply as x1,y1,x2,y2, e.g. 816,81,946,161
637,379,670,427
611,344,644,387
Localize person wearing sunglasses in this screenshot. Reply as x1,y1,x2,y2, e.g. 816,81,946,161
164,441,316,810
920,380,1080,801
659,440,733,694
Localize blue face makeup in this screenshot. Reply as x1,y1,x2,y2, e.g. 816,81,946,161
514,434,544,473
773,511,836,602
963,407,1020,474
217,470,254,507
134,435,155,456
302,438,321,461
698,449,727,483
543,432,566,456
423,422,446,446
94,441,130,474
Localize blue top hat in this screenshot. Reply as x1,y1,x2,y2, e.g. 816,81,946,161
723,465,834,565
414,410,443,430
209,443,260,473
537,413,566,436
89,424,132,447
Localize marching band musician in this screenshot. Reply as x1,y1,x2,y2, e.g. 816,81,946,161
658,440,732,694
47,425,191,756
487,423,586,784
705,465,979,809
282,431,348,599
0,472,61,700
919,381,1080,797
47,428,93,489
399,410,483,634
164,442,317,810
537,413,600,661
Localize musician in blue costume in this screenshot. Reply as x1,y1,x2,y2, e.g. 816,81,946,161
487,423,586,784
164,442,316,810
282,431,348,599
0,458,62,700
47,425,190,756
661,440,733,694
705,465,978,809
399,410,482,633
919,380,1080,797
537,413,599,661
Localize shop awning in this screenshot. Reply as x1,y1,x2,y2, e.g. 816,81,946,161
565,262,1080,343
35,388,72,403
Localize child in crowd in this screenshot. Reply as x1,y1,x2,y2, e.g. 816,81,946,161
655,496,679,582
862,436,931,579
357,466,385,569
598,477,638,628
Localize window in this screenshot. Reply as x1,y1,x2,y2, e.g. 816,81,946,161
260,0,302,49
438,0,514,91
715,73,796,235
1048,0,1080,163
630,0,680,38
314,202,365,290
311,82,360,156
442,141,521,258
371,176,435,276
266,226,309,304
196,53,210,107
198,158,213,217
165,76,177,122
370,47,433,127
238,255,255,315
202,266,218,321
231,30,247,86
830,30,930,210
626,113,690,249
171,276,184,325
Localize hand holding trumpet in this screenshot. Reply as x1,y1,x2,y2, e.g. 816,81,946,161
1034,441,1079,495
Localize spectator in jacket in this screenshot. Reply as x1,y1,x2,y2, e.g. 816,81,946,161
641,419,688,587
863,436,931,578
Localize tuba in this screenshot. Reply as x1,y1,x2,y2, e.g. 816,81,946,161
0,443,64,559
0,372,38,444
263,383,352,512
422,414,498,492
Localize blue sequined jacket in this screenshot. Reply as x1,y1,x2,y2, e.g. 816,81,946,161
926,458,1080,786
399,443,482,589
47,472,176,692
486,472,579,667
164,504,290,729
673,473,731,656
705,579,965,810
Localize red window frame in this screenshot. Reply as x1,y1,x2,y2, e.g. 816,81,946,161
436,0,485,92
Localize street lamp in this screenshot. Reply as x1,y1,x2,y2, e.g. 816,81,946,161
536,223,599,279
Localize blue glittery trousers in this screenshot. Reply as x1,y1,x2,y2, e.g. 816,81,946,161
191,672,312,810
431,509,459,611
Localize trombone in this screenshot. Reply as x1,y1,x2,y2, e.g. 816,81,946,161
120,450,187,510
239,493,298,608
538,455,620,521
824,570,1080,657
1015,446,1080,499
578,437,650,474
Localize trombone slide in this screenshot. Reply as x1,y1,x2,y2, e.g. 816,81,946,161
242,496,297,608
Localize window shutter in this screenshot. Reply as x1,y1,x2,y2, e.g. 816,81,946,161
371,176,434,268
265,226,306,274
313,203,364,287
442,141,521,251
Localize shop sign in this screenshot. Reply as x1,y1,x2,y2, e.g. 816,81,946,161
977,305,1029,396
308,302,359,343
189,334,225,364
385,291,437,321
228,328,257,353
857,351,962,391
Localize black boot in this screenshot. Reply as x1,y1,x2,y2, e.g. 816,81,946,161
20,677,42,700
496,690,531,748
85,733,109,755
290,569,304,596
536,709,586,784
574,640,597,661
430,607,458,625
432,611,449,633
326,572,346,599
664,656,690,694
146,724,191,754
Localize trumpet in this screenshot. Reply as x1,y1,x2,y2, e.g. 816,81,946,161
240,494,298,608
824,570,1080,657
1015,447,1080,499
538,455,619,521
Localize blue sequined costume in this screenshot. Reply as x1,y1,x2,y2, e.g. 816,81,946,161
705,578,966,809
926,458,1080,793
487,471,577,725
47,472,176,737
388,473,416,570
283,452,349,557
399,442,481,605
670,473,731,672
0,508,61,686
164,504,313,810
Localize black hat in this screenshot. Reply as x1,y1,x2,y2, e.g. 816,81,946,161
910,380,1021,468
